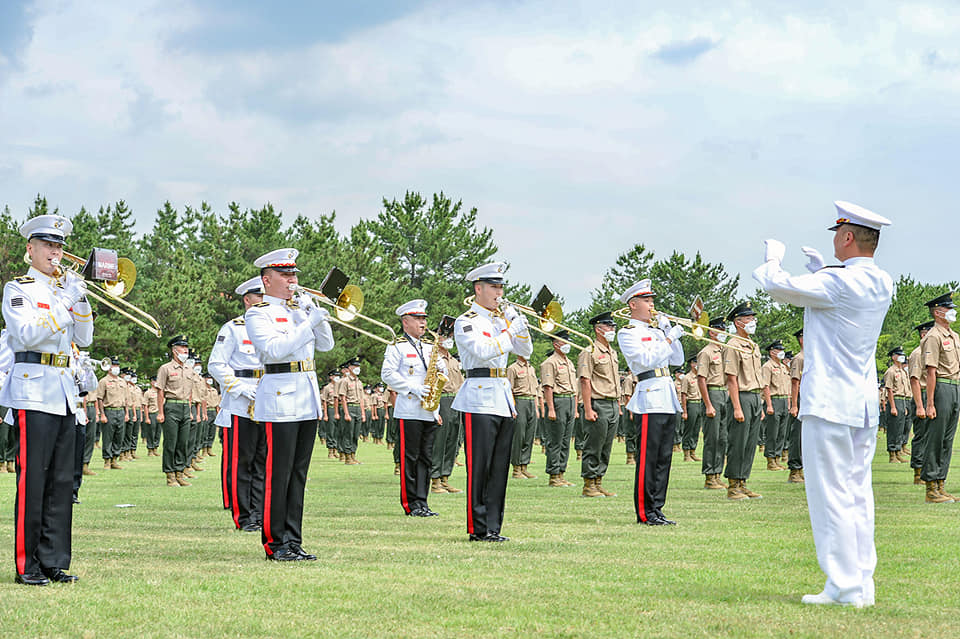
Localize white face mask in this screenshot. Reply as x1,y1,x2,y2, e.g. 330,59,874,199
185,358,195,368
206,378,213,385
366,389,372,394
122,374,131,382
131,376,138,384
333,376,341,383
193,366,202,374
442,338,454,350
743,320,757,335
352,367,360,376
946,309,958,323
896,355,906,364
716,332,728,343
559,344,571,354
175,352,188,363
775,351,785,360
602,330,616,342
110,366,120,376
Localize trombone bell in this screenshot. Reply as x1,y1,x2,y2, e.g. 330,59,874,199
336,284,363,322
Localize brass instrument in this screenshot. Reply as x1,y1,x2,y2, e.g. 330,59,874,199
292,267,396,345
611,307,753,354
24,248,163,337
98,357,113,372
420,328,448,412
463,285,593,350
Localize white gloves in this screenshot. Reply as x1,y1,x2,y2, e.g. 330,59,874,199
667,325,685,341
657,313,672,332
409,384,431,400
503,304,521,324
508,313,528,337
240,386,257,401
308,305,330,327
763,239,786,264
801,246,826,273
63,279,88,307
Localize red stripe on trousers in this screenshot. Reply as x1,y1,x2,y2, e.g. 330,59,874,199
231,417,241,528
398,419,410,514
15,409,27,575
636,414,649,522
221,426,230,509
262,422,274,554
465,413,474,534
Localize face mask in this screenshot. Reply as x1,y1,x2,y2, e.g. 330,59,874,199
896,355,906,364
123,374,130,382
352,367,360,376
946,309,958,323
366,389,372,394
333,376,341,382
743,320,757,335
175,352,188,363
206,379,213,385
193,366,202,374
131,377,138,384
442,339,454,350
602,330,616,342
185,358,195,368
559,344,571,354
716,333,728,344
111,366,120,376
775,351,785,360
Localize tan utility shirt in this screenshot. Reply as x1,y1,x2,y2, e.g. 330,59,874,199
157,361,193,401
144,387,159,413
440,352,464,393
922,323,960,380
540,351,577,395
321,382,337,406
908,346,926,390
337,376,364,404
96,375,127,408
507,359,539,397
621,372,636,401
189,370,205,407
724,337,763,392
206,385,221,409
790,351,804,381
761,359,792,396
696,342,725,386
577,340,621,400
883,365,909,397
681,371,702,401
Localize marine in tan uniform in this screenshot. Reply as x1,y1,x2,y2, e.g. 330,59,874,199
919,293,960,503
187,355,207,471
337,357,365,464
541,331,578,486
143,376,160,456
432,336,463,493
203,372,220,456
620,370,637,465
697,317,729,489
786,328,805,483
723,301,764,500
156,335,195,486
760,340,791,470
322,370,339,458
882,347,910,464
680,356,703,463
672,372,683,452
578,311,622,498
908,321,934,483
507,355,540,480
95,357,127,470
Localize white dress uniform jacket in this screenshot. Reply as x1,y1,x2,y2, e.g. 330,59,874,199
209,316,263,427
72,353,98,426
0,267,93,416
617,319,684,414
381,334,446,421
245,294,334,422
452,302,533,418
753,257,893,427
0,329,13,392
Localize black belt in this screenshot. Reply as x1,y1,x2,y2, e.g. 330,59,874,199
466,368,507,378
264,361,315,374
15,351,72,368
235,369,263,378
635,367,669,382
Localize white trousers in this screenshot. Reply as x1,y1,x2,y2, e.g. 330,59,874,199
801,416,877,604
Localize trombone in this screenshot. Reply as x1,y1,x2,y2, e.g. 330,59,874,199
292,267,396,345
464,285,594,351
25,248,163,337
611,307,753,354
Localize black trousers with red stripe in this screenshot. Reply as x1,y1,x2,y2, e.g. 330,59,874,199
464,413,515,536
261,419,316,555
398,418,437,514
12,408,75,576
221,425,233,510
230,415,266,528
633,412,676,523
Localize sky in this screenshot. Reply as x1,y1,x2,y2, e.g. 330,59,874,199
1,0,959,311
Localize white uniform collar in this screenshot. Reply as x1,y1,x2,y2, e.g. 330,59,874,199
262,294,288,306
842,256,874,267
27,266,57,285
402,332,422,346
471,301,497,319
628,318,651,327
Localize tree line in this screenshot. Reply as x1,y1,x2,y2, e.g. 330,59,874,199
0,193,954,380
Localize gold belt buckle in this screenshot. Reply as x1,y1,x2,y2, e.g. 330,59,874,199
53,354,70,367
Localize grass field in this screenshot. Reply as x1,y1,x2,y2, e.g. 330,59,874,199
1,434,959,639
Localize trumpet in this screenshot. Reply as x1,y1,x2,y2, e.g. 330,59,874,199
611,307,753,354
26,248,163,338
292,267,396,345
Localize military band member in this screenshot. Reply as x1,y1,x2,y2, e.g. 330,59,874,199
2,214,93,585
578,311,622,498
157,336,195,486
541,331,578,487
96,357,126,470
0,331,11,475
454,262,532,542
71,348,98,504
919,292,960,504
337,357,364,465
723,301,764,501
680,356,703,463
883,347,910,464
697,317,729,489
761,340,791,471
620,369,637,465
616,280,684,525
246,248,334,561
787,328,805,483
432,333,464,493
381,299,445,516
507,355,540,480
81,390,98,474
909,321,934,484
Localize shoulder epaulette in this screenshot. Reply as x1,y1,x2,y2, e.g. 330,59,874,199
422,338,435,346
394,337,406,344
252,302,269,308
14,276,35,284
823,265,845,269
621,324,636,329
464,311,478,318
232,317,245,325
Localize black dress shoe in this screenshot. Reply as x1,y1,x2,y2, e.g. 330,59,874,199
421,507,439,517
288,544,317,561
408,508,429,517
266,548,301,562
72,495,80,504
468,533,488,542
484,532,509,542
655,510,677,525
15,573,49,586
643,517,668,526
41,568,78,583
241,522,261,533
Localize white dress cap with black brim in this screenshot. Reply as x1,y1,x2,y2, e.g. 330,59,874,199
619,279,654,304
234,276,264,297
465,262,507,284
254,248,300,273
396,299,428,317
20,214,72,245
829,201,892,231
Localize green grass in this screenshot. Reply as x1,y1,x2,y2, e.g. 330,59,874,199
1,434,959,639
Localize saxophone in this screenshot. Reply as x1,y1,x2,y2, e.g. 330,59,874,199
420,330,448,412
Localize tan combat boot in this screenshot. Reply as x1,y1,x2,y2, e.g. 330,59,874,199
192,459,205,471
207,446,216,457
896,451,910,463
710,474,726,489
130,450,139,459
521,465,537,479
672,444,682,454
441,476,462,493
394,462,401,476
0,463,5,473
339,451,346,462
704,474,722,489
327,448,337,459
110,458,123,470
431,478,446,494
782,450,789,465
683,449,694,462
939,480,958,502
512,465,524,479
548,474,562,487
582,478,603,497
347,453,361,465
82,463,97,476
740,480,762,499
576,450,583,461
6,461,14,473
560,472,574,486
914,468,923,485
175,471,191,487
104,459,111,470
727,478,748,501
690,449,702,462
182,467,195,479
534,438,541,446
926,481,952,503
889,451,899,463
626,453,635,465
767,457,780,471
901,444,910,455
595,477,616,497
166,472,179,487
787,469,804,483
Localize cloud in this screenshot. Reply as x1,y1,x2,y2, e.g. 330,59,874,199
651,36,719,65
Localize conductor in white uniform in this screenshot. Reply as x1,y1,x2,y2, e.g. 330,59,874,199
753,201,893,608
